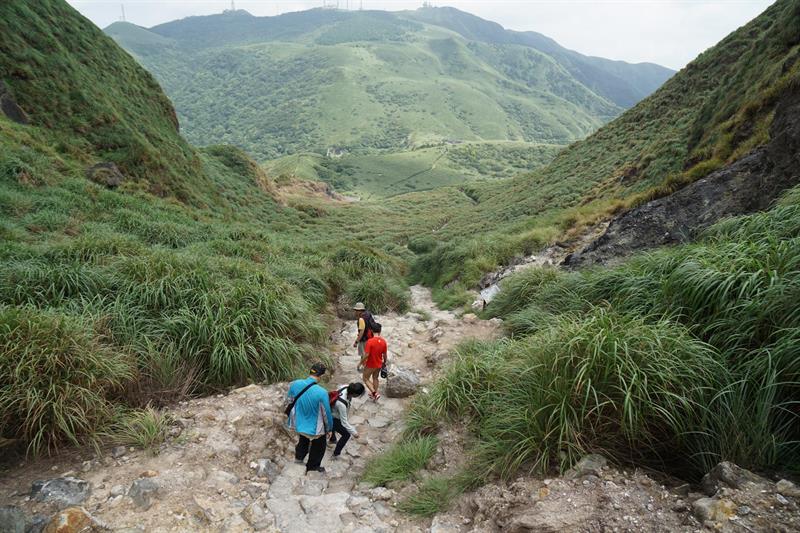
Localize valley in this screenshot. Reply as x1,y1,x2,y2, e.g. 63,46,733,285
1,0,800,531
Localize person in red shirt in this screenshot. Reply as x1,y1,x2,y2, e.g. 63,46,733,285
358,323,387,400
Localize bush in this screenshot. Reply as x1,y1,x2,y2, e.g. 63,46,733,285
0,305,134,454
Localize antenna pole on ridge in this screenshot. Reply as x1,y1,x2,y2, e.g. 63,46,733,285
120,4,126,22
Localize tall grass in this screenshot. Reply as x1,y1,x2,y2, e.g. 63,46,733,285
363,435,438,485
393,187,800,513
0,305,134,454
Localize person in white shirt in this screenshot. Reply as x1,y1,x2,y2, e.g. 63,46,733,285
329,382,365,458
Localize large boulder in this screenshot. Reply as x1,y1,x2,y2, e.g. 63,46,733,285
385,367,420,398
31,477,90,507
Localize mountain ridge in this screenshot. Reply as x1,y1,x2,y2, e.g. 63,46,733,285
105,7,674,161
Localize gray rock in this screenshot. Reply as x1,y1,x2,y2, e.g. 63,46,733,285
776,479,800,499
256,458,281,482
429,328,444,343
241,502,274,531
385,368,420,398
369,486,394,501
564,454,607,480
0,506,26,533
129,478,159,510
109,484,125,498
692,497,736,522
430,515,461,533
209,469,239,487
26,514,48,533
85,162,125,189
111,445,127,458
701,461,764,496
30,477,90,507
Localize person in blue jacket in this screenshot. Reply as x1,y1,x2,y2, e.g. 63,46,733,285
286,362,334,473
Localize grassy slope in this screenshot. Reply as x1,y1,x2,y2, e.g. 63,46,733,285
408,0,800,300
266,141,562,198
105,7,674,165
0,1,214,203
0,0,413,454
109,18,617,161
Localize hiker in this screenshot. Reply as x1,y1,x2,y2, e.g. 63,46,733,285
358,323,388,400
352,302,377,360
285,362,333,473
328,382,366,458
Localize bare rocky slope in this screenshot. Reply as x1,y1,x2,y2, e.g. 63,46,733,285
564,79,800,268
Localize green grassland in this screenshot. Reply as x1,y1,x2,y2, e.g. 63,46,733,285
265,141,562,198
106,8,672,165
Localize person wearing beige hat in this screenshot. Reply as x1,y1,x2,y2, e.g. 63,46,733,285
351,302,373,361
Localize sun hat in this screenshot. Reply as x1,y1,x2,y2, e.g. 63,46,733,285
352,302,366,311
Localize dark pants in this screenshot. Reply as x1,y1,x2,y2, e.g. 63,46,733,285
329,418,351,456
295,434,326,472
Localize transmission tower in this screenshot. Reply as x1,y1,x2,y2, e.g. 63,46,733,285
120,4,126,21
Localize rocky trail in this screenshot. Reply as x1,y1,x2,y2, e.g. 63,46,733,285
3,286,800,533
0,286,498,532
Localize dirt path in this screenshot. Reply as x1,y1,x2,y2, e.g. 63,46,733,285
0,286,499,532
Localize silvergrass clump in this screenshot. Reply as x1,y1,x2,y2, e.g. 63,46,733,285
344,272,410,314
362,435,438,486
106,405,170,452
0,305,134,454
398,469,481,516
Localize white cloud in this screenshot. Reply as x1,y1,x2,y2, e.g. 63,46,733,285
67,0,776,68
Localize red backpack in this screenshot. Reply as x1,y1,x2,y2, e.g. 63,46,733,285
329,386,349,409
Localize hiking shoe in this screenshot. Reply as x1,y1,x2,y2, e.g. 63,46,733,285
306,467,326,474
331,454,340,461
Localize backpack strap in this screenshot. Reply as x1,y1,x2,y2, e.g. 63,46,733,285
334,386,350,407
285,381,316,417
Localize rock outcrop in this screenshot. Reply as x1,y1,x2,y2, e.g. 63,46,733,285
565,83,800,268
0,80,29,125
85,162,126,189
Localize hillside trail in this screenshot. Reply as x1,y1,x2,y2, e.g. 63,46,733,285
0,285,500,532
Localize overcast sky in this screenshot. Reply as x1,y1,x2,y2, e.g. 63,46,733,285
66,0,776,69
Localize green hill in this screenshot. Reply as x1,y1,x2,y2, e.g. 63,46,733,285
105,9,673,162
410,0,800,295
0,0,412,454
